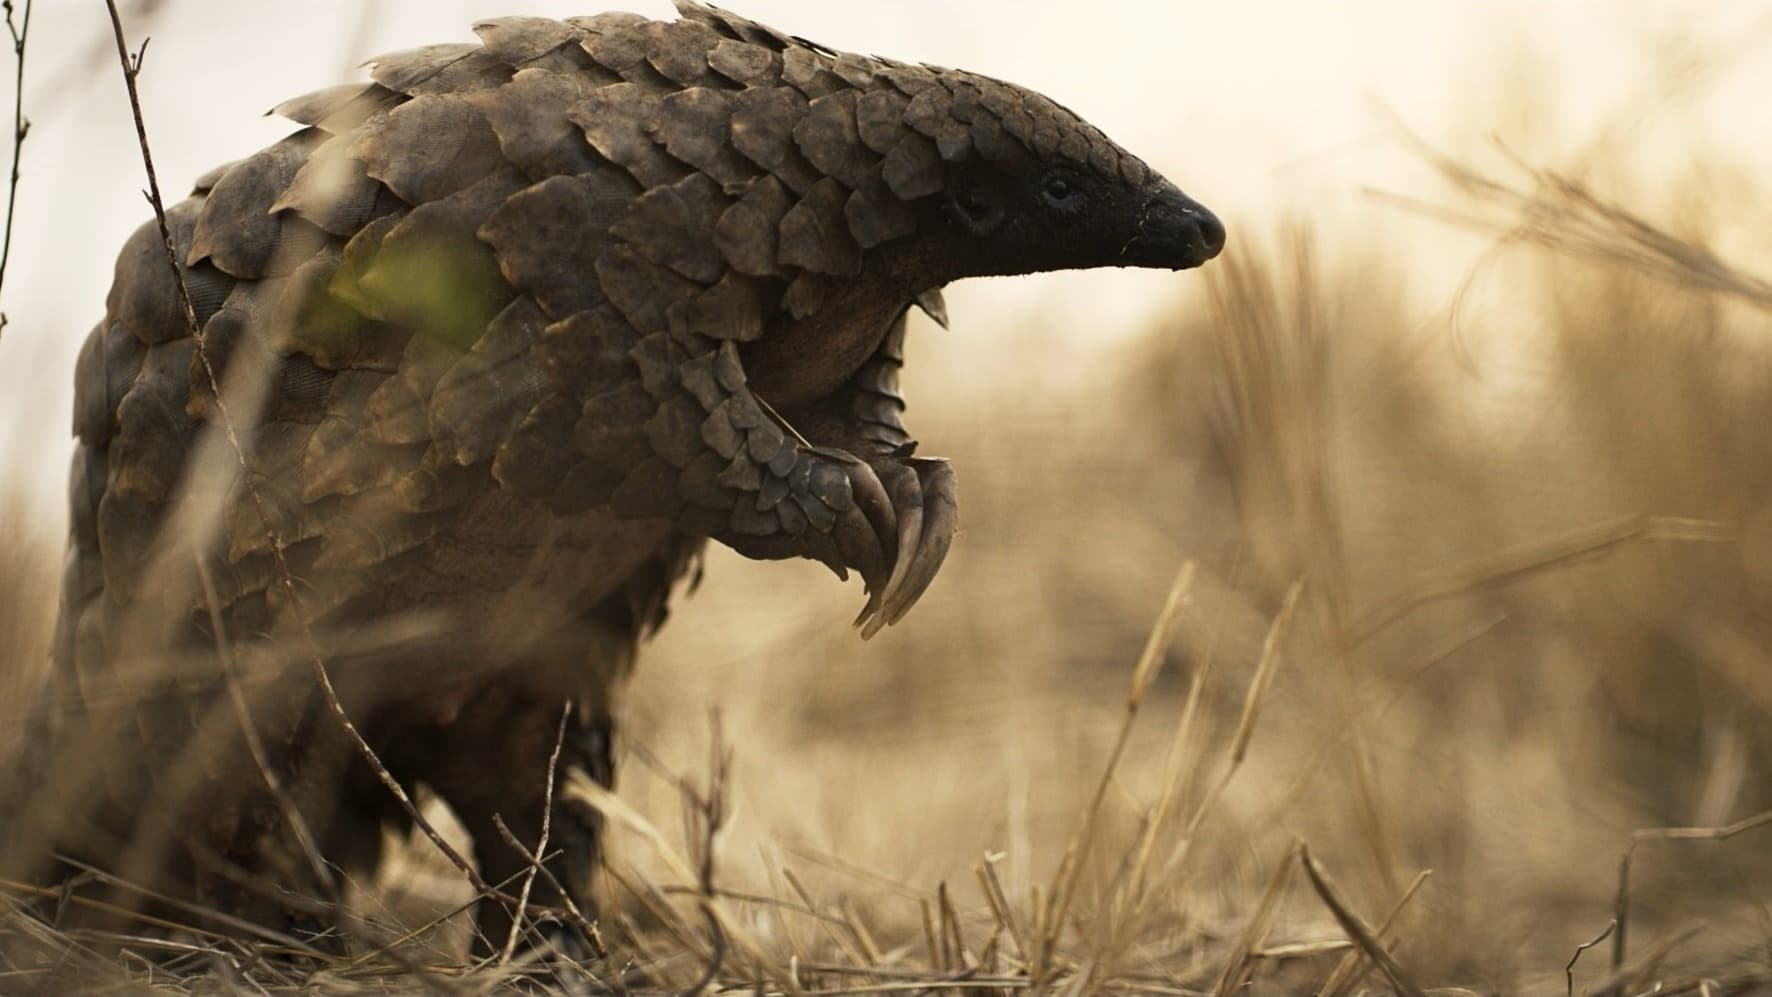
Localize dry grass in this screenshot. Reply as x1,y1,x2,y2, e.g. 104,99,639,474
6,30,1772,997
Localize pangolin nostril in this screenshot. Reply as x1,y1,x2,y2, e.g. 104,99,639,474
1192,205,1227,258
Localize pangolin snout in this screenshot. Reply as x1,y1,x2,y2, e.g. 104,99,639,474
1123,182,1226,270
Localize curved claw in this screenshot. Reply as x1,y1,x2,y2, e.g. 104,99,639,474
725,446,955,636
881,458,957,626
831,454,895,626
841,455,897,567
859,464,926,638
832,504,888,598
852,458,958,638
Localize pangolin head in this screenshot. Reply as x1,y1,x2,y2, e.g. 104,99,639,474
673,0,1225,294
904,66,1225,281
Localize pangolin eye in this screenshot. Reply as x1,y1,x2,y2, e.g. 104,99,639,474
1042,176,1078,205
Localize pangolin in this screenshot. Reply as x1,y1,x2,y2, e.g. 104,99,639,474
7,2,1222,948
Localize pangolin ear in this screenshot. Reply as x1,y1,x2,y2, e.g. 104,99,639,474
948,180,1009,237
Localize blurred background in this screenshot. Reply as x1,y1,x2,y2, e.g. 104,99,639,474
5,0,1772,992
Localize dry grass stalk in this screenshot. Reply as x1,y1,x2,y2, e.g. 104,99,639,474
682,716,733,997
1105,562,1240,953
1297,843,1428,997
936,881,971,973
34,856,323,955
1228,580,1298,766
1033,561,1196,981
974,856,1025,963
1087,575,1302,985
919,897,942,973
1352,514,1734,647
1204,236,1403,901
1,876,302,956
776,841,922,902
837,899,882,968
1315,868,1432,997
1208,840,1301,997
784,870,871,971
1184,578,1302,844
759,850,815,972
602,852,713,968
1253,938,1354,960
490,812,609,963
1384,135,1772,314
567,758,793,995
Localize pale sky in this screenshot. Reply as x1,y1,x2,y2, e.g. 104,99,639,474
3,0,1769,519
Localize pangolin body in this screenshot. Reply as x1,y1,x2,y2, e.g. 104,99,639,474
8,2,1222,946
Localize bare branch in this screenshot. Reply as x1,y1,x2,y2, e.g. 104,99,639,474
1568,920,1616,997
0,0,32,337
497,702,573,968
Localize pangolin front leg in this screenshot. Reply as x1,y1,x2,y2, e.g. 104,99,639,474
732,308,960,635
569,300,959,635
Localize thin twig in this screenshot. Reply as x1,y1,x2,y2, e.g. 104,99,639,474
194,556,339,908
498,702,573,967
1569,920,1618,997
490,816,611,962
0,0,28,336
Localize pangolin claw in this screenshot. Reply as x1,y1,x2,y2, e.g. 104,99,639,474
853,456,957,638
882,457,957,627
862,463,925,637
